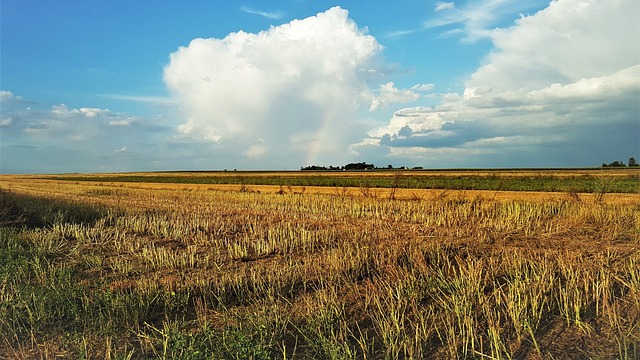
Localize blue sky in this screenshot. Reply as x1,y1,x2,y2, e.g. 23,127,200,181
1,0,638,173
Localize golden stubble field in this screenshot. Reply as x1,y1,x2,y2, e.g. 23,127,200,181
4,168,640,205
0,171,638,359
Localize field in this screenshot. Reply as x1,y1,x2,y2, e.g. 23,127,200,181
1,170,639,359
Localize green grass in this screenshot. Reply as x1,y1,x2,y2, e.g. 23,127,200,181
51,172,640,193
0,212,263,359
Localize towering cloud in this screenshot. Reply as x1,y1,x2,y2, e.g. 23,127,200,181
164,7,384,166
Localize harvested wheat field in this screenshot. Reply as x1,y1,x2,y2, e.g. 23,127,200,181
0,171,638,359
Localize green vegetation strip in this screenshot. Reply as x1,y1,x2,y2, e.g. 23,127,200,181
51,174,640,193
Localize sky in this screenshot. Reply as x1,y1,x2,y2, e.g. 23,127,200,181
1,0,638,173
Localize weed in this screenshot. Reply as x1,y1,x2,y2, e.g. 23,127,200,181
0,174,638,359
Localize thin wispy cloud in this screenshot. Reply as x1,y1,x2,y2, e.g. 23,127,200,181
425,0,546,42
240,6,284,20
435,2,455,11
411,83,435,92
382,29,419,39
101,94,178,106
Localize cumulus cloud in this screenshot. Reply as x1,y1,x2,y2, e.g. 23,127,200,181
0,92,176,173
164,7,384,166
469,0,638,90
0,90,30,113
369,82,421,111
359,0,640,168
1,90,19,101
15,104,130,141
50,104,111,119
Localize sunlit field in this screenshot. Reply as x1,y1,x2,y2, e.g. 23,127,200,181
1,170,639,359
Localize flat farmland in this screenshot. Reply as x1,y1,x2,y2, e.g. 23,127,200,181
0,170,638,359
47,168,640,193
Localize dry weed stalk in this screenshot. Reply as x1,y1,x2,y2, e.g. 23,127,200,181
0,177,638,359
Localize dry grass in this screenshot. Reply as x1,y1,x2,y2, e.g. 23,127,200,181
4,174,640,205
0,174,638,359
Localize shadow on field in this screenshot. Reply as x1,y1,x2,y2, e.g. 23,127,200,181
0,189,107,228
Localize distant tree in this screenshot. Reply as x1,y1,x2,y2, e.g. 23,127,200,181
302,165,329,170
603,160,626,168
344,162,374,170
629,157,638,167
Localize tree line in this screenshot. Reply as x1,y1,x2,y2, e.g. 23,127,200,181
302,157,640,171
301,162,423,171
301,162,375,171
602,157,638,168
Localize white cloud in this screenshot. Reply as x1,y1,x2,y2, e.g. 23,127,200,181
0,90,28,113
366,106,449,138
1,90,19,101
38,105,120,138
50,104,110,118
164,7,384,166
526,65,640,102
369,82,420,111
240,6,284,20
80,107,109,118
383,29,418,38
435,2,455,11
0,93,178,173
362,0,640,168
101,94,177,106
470,0,639,91
243,141,268,159
109,119,132,126
0,117,13,127
411,83,435,92
425,0,548,42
